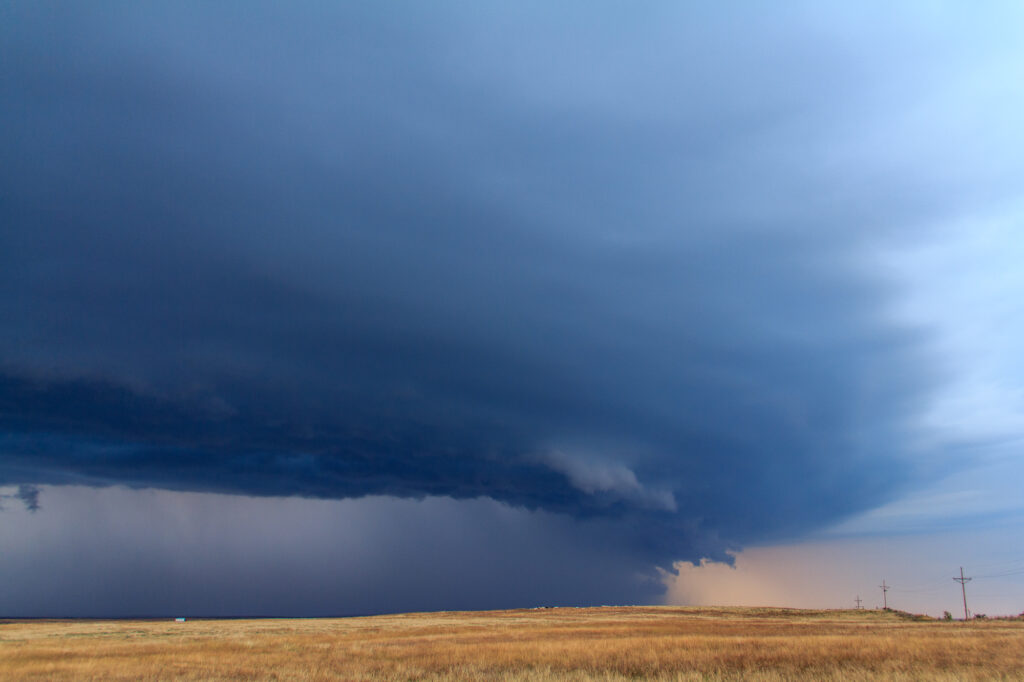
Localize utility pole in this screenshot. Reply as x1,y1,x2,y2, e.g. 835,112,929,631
954,567,972,620
879,580,889,609
855,595,863,609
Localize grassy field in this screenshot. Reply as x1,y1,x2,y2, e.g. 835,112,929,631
3,606,1024,680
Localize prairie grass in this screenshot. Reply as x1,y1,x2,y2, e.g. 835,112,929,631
2,606,1023,680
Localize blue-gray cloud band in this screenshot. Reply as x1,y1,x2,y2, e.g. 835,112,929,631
1,1,980,571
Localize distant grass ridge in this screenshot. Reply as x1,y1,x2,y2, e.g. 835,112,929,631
2,606,1023,680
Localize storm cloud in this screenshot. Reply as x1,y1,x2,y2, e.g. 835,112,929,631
3,1,1022,606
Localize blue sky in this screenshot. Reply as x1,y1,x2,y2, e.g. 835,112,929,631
2,2,1023,616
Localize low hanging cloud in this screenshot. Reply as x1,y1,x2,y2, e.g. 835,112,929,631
540,450,676,512
0,484,40,512
2,1,1022,607
15,484,40,512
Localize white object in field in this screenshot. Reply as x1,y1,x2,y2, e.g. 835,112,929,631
175,617,186,622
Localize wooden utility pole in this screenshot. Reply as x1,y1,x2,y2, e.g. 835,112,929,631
953,567,972,620
879,580,889,609
855,595,863,609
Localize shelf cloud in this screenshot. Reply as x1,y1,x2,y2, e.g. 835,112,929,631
3,2,1022,612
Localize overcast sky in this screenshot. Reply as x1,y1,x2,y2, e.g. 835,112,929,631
2,2,1023,617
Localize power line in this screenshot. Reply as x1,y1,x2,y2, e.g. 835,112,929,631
974,566,1024,579
953,567,972,620
889,580,949,594
879,580,889,609
854,595,863,609
886,562,1024,592
962,556,1024,572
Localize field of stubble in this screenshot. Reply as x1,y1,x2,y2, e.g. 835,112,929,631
3,606,1024,681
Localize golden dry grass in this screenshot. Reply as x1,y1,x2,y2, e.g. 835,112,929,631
2,606,1023,680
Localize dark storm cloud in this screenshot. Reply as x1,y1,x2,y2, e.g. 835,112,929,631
1,2,1012,574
